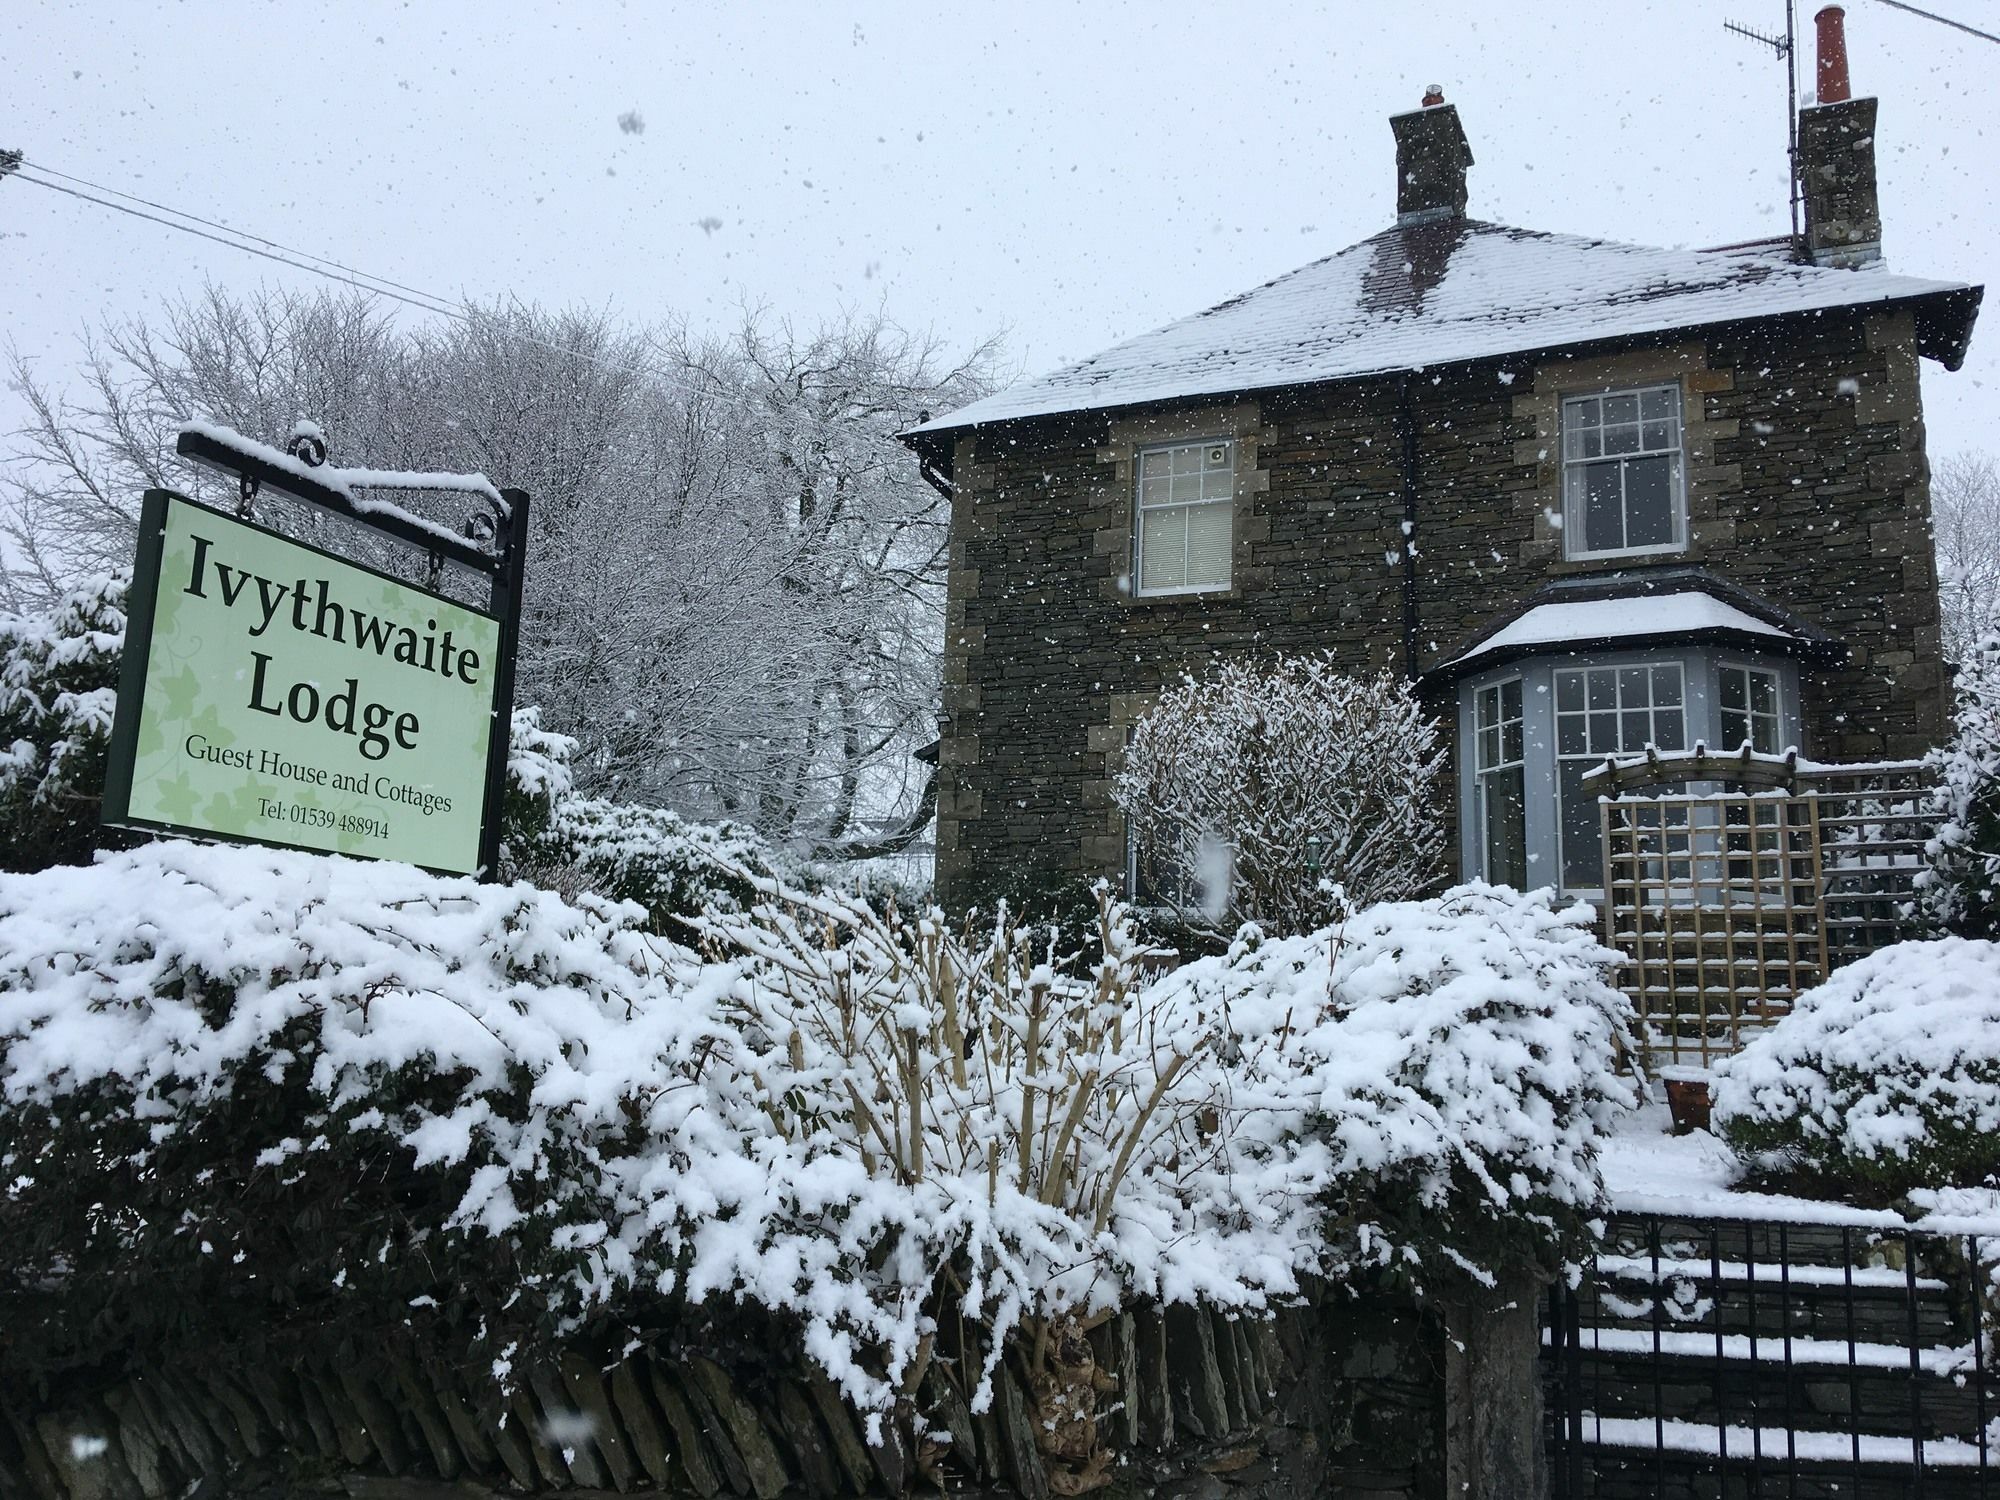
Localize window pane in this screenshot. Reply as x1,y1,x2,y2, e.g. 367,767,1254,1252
1502,678,1522,720
1170,446,1197,476
1557,672,1584,712
1588,711,1617,752
1719,669,1747,713
1640,387,1675,421
1139,504,1188,591
1183,499,1232,589
1558,714,1586,755
1622,709,1651,748
1655,708,1685,750
1642,419,1674,451
1572,398,1602,428
1476,685,1497,734
1750,672,1778,718
1722,708,1750,752
1203,443,1232,472
1624,456,1677,548
1618,666,1650,705
1587,670,1617,713
1482,766,1528,889
1603,392,1639,426
1559,760,1603,889
1582,464,1625,552
1603,420,1640,456
1654,668,1684,708
1140,450,1169,478
1480,726,1500,769
1753,714,1778,754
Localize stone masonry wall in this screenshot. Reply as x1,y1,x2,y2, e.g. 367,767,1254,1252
934,308,1947,905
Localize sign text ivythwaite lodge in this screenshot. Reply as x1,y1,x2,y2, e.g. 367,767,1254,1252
104,425,528,877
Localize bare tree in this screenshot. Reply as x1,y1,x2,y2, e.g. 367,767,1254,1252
1933,450,2000,666
2,286,999,855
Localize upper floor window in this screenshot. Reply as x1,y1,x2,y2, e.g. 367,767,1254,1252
1562,385,1685,559
1719,663,1783,754
1136,439,1233,595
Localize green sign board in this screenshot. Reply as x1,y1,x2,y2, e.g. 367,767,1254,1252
104,490,504,874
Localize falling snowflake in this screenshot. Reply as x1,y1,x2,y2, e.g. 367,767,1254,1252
617,110,645,136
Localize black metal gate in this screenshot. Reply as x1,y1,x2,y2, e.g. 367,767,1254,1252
1547,1212,1998,1498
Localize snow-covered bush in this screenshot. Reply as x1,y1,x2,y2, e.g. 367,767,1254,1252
1713,938,2000,1198
1115,657,1445,938
0,575,125,872
1921,633,2000,936
1144,882,1637,1287
0,843,1631,1416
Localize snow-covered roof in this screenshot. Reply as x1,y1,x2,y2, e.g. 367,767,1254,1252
908,220,1980,439
1450,592,1788,669
1433,569,1844,678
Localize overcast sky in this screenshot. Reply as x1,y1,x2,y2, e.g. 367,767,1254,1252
5,0,1996,459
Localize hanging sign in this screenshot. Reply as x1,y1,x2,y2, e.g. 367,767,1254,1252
104,489,509,875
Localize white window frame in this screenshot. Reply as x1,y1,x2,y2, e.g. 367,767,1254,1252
1133,437,1235,597
1553,660,1690,893
1561,384,1688,561
1473,675,1527,888
1717,661,1785,756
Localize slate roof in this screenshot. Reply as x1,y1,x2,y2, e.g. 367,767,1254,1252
908,220,1980,440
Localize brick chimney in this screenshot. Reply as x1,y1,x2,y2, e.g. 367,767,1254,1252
1798,7,1882,267
1389,87,1474,225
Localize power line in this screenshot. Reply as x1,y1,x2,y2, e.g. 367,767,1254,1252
4,160,768,416
1867,0,2000,45
14,171,463,320
23,159,462,311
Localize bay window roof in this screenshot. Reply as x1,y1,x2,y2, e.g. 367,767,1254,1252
1431,568,1842,680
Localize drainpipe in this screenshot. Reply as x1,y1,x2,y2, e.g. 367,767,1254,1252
1394,378,1421,680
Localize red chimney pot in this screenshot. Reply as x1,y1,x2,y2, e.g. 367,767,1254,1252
1816,6,1852,104
1421,84,1445,108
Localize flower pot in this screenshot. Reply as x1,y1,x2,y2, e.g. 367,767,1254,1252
1664,1077,1712,1136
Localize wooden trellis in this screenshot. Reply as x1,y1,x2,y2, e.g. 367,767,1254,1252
1586,751,1931,1070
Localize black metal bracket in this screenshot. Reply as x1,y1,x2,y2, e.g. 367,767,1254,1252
176,427,505,579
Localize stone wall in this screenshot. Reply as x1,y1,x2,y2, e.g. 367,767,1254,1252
0,1290,1444,1499
935,309,1947,905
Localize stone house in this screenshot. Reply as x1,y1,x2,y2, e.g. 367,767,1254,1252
902,22,1983,912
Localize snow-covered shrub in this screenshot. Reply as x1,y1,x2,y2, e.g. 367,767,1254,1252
1921,633,2000,936
1145,882,1637,1287
1713,938,2000,1198
0,840,691,1385
0,844,1631,1419
1115,657,1445,938
501,703,577,849
0,575,125,872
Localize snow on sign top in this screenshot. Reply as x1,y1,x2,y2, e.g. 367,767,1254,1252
907,220,1980,437
1448,590,1792,670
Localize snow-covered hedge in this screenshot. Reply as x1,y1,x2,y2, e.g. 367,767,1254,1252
1146,883,1636,1286
1713,938,2000,1197
0,845,1631,1407
1921,633,2000,937
0,576,125,872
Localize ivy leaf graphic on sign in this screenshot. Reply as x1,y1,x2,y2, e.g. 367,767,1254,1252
151,769,198,823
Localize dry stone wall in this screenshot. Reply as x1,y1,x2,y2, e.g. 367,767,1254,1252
0,1291,1443,1500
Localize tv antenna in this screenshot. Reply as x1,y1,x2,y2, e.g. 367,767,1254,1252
1725,1,1801,241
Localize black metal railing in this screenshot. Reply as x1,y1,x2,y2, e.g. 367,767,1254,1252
1548,1213,1997,1498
